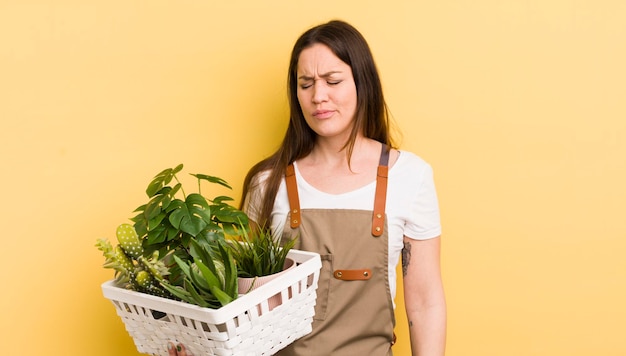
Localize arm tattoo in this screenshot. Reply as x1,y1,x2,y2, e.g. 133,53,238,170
402,241,411,277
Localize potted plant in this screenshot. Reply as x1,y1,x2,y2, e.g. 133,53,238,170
96,163,249,309
227,226,297,310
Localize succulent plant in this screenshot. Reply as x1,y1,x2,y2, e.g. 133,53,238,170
160,239,238,308
95,224,171,298
228,226,297,278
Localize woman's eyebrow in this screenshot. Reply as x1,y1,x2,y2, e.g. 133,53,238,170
298,71,343,81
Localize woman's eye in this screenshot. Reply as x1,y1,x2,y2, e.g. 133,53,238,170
328,80,341,85
300,83,313,89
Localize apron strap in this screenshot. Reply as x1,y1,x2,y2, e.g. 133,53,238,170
285,164,301,228
372,144,390,237
285,143,390,235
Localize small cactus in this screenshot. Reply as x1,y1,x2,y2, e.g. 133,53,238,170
96,224,172,298
114,245,134,272
136,270,153,289
116,223,143,259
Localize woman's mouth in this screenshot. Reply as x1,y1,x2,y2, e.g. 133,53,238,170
313,110,334,119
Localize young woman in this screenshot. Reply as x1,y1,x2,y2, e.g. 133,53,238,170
169,20,446,356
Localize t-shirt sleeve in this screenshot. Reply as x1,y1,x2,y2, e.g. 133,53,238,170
404,162,442,240
242,170,289,237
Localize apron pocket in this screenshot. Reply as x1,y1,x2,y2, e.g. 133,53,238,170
313,254,333,321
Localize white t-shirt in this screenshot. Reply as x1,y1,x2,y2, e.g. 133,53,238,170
244,150,441,302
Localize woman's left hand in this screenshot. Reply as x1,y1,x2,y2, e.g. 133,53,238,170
167,342,193,356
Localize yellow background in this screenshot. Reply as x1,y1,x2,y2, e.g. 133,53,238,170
1,1,625,355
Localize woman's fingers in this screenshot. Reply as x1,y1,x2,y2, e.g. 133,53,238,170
167,342,178,355
167,342,193,356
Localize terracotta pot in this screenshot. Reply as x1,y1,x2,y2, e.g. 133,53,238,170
237,258,296,312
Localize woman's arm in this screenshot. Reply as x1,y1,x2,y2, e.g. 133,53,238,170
402,235,447,356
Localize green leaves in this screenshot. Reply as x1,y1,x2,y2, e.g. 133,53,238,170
168,194,212,236
130,164,249,258
146,164,183,197
191,173,232,190
99,164,251,309
161,239,238,308
228,227,297,278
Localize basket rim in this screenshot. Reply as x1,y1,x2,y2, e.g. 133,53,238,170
101,249,321,324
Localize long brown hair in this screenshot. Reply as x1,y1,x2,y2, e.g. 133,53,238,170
240,20,395,227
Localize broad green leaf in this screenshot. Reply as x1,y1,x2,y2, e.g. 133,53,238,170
146,225,167,245
160,281,192,301
219,242,238,296
147,212,166,231
146,172,169,197
171,164,184,174
146,165,182,196
210,286,235,306
165,199,184,213
132,218,147,237
221,223,240,236
199,230,224,244
169,194,212,236
172,255,191,278
188,266,212,293
189,239,215,272
184,279,210,308
195,260,222,289
212,195,234,204
144,186,175,220
132,203,147,214
191,174,232,189
166,226,180,241
168,183,182,201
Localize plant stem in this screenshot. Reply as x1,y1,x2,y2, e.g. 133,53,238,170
173,174,186,198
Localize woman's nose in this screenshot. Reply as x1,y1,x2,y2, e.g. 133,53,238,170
312,82,328,103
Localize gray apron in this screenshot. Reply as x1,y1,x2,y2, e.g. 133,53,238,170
278,145,396,355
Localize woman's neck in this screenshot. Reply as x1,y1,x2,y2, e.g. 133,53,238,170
302,136,381,170
295,137,383,194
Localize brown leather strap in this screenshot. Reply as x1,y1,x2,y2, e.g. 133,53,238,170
372,144,390,237
286,144,389,235
333,269,372,280
285,164,301,228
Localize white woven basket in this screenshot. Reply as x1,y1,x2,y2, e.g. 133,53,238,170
102,249,321,356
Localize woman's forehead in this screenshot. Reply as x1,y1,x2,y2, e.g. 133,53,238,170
297,44,350,77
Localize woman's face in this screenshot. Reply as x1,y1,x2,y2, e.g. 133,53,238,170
296,43,358,142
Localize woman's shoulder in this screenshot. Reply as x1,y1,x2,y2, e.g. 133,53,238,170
388,150,438,204
393,150,432,173
249,168,276,187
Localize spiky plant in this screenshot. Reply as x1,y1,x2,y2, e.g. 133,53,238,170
228,226,297,278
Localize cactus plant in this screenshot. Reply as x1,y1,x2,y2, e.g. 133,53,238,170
95,231,171,298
